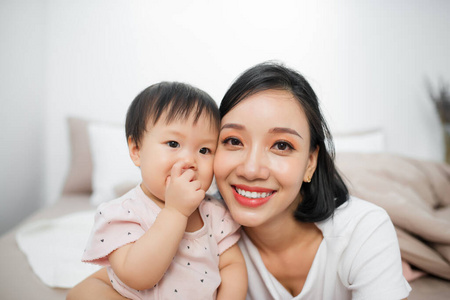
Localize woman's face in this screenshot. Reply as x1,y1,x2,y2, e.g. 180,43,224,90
214,89,319,228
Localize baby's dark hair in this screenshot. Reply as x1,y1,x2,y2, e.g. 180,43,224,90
126,81,220,147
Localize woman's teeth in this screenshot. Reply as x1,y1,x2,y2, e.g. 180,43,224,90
235,187,273,199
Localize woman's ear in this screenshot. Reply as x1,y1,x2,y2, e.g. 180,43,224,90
304,146,319,182
128,137,141,167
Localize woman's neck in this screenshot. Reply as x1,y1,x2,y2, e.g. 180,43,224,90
243,213,320,255
243,212,323,297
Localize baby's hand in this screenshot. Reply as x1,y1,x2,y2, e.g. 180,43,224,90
164,161,205,218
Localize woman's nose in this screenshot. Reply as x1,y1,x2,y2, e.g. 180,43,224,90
235,147,269,180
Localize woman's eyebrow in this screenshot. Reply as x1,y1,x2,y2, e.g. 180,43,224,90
220,123,245,131
269,127,303,139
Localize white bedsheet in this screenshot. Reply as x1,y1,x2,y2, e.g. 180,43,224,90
16,210,101,288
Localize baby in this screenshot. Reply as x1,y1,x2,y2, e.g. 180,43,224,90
82,82,247,299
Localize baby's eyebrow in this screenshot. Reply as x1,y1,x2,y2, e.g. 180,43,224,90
220,123,245,131
269,127,303,139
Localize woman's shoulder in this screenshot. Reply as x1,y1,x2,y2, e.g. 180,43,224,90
336,196,387,217
316,196,390,238
317,197,410,298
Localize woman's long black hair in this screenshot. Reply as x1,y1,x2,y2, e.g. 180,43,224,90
220,62,349,222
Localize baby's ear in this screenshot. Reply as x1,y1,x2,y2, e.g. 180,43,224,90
128,136,141,167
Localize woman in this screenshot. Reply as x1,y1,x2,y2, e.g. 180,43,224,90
68,62,410,299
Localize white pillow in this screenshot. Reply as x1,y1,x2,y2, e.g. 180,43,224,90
88,122,141,206
333,129,386,153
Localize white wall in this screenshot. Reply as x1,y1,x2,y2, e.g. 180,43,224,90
1,0,449,234
324,0,450,160
0,0,45,235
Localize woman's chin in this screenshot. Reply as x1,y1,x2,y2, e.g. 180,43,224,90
226,205,265,228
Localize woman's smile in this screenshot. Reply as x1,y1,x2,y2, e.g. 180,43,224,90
232,184,276,207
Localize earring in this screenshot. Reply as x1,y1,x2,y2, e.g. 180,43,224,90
305,175,311,183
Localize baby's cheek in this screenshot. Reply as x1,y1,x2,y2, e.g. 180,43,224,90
203,162,215,187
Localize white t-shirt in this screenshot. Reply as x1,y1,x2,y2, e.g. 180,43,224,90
239,197,411,300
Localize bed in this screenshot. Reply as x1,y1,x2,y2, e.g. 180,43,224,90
1,118,449,299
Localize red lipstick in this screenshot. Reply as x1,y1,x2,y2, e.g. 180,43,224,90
231,185,275,208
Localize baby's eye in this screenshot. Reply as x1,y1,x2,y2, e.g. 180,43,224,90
272,141,294,152
222,137,242,147
167,141,179,148
199,147,211,155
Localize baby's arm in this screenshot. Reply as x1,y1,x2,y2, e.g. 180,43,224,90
217,243,248,300
108,161,205,291
108,206,188,290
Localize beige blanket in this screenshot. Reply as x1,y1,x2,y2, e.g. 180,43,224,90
336,153,450,280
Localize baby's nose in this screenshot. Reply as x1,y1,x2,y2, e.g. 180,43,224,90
180,152,197,171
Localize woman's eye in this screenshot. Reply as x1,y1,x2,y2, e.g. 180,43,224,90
223,137,242,146
272,141,294,151
167,141,179,148
199,147,210,154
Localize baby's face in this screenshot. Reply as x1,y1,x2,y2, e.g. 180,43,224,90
130,112,218,206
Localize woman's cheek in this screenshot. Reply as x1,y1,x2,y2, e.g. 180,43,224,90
269,156,306,188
